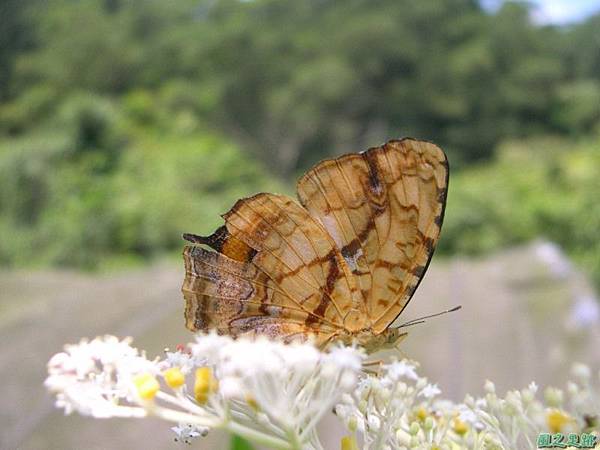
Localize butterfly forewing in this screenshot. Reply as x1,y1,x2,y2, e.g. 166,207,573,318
182,138,448,347
296,139,448,333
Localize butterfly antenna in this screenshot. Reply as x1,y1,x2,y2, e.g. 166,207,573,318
398,319,426,328
396,305,462,329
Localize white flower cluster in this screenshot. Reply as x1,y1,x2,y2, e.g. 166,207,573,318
45,335,157,418
185,334,364,449
336,359,466,449
45,335,599,450
45,333,364,450
336,360,600,450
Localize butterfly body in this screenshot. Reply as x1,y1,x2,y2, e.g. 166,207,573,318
331,327,408,353
182,138,448,352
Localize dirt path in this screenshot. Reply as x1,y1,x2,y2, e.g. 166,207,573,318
1,264,225,450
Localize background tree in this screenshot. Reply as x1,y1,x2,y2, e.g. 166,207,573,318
1,0,599,277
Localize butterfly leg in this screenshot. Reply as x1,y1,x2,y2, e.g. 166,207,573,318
394,345,410,360
362,358,384,375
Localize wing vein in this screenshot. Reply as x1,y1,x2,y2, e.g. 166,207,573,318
182,285,340,330
227,205,346,321
263,195,328,286
185,248,342,326
372,148,441,328
241,199,346,319
332,158,372,313
306,170,359,309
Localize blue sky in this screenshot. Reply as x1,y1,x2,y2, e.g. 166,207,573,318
482,0,600,24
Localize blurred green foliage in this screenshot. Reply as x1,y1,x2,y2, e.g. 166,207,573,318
440,136,600,285
1,0,600,281
0,113,282,268
3,0,600,172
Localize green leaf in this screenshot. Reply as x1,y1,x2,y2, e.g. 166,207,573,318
230,435,256,450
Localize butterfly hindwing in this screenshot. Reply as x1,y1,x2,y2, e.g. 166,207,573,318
182,192,364,344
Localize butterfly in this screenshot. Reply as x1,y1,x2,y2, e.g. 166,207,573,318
182,138,448,352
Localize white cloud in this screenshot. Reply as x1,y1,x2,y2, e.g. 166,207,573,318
481,0,600,25
531,0,600,25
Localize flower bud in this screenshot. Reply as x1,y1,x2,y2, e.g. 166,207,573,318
163,367,185,389
409,421,420,435
416,406,428,421
340,435,358,450
367,414,381,431
452,417,469,436
133,373,159,400
544,387,564,407
395,428,411,445
571,363,591,381
424,416,435,431
547,409,571,433
566,381,579,396
522,388,534,404
347,415,358,432
358,399,368,414
194,367,218,404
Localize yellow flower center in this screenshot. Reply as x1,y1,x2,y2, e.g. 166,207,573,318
194,367,218,404
133,373,160,400
452,417,469,436
245,394,259,412
547,409,571,433
416,406,428,421
163,367,185,389
340,435,358,450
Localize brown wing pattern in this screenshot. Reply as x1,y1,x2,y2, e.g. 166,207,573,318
182,192,365,345
297,138,448,333
182,138,448,345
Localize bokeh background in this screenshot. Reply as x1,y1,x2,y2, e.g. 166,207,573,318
1,0,600,449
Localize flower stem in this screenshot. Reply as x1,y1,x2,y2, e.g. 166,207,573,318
149,404,220,428
227,420,294,450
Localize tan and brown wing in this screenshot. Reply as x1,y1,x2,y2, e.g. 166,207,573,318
182,192,364,344
297,138,448,333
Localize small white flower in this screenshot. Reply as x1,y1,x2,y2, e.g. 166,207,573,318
534,241,571,277
569,295,600,328
419,383,441,399
218,337,283,376
282,342,320,372
484,380,495,394
190,332,229,364
162,349,195,374
367,414,381,431
339,371,358,390
171,423,206,444
219,376,244,399
457,405,478,425
44,336,158,418
544,387,564,406
384,360,418,381
567,381,579,396
323,344,364,372
571,362,591,381
505,391,523,413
